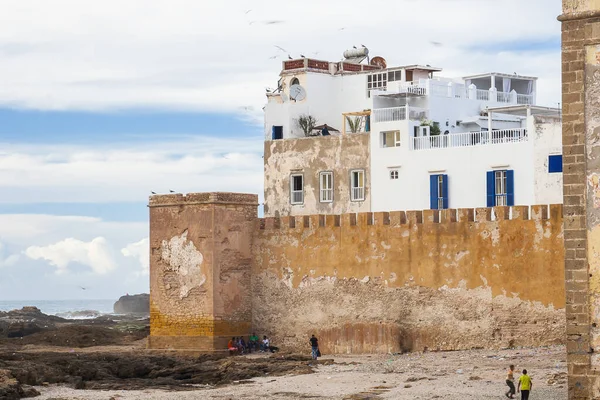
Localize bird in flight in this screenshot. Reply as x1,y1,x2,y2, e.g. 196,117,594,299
79,286,87,291
264,20,284,25
268,55,278,59
244,9,252,14
430,41,443,47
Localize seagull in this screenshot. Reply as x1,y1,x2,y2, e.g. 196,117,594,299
361,44,366,48
300,54,305,58
151,191,156,194
338,27,345,31
264,20,284,25
269,55,278,59
353,45,357,49
79,286,87,291
288,55,293,60
244,9,252,14
266,88,272,93
430,41,443,47
169,190,175,193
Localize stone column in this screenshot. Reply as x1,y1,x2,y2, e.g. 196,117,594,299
560,1,600,398
147,192,258,351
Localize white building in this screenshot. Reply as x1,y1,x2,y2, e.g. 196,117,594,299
263,50,562,216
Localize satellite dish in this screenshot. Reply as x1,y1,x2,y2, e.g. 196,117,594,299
289,85,306,101
371,56,387,69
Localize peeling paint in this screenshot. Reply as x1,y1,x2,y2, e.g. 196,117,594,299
161,230,206,299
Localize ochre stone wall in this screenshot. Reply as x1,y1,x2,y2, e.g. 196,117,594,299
253,205,566,354
148,193,565,356
148,192,258,351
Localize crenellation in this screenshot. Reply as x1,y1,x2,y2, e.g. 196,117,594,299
475,207,492,222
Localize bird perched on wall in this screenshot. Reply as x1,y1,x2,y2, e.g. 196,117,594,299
288,55,293,60
361,44,366,48
353,45,357,49
300,54,305,58
169,190,175,193
151,191,156,194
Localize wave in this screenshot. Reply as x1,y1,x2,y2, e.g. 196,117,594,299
54,310,107,320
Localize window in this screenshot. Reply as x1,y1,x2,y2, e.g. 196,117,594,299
367,72,387,92
290,174,304,205
429,174,448,209
549,155,563,173
272,126,283,140
382,131,401,148
290,77,300,86
350,170,365,201
387,70,402,82
486,170,514,206
390,169,399,180
319,172,333,203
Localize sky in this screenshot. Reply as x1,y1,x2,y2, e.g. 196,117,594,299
0,0,562,301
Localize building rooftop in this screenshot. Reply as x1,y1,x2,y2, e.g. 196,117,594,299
463,72,538,81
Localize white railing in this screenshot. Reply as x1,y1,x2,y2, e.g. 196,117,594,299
517,94,534,105
496,91,512,103
291,190,304,204
476,89,490,101
373,106,406,123
411,128,528,150
398,81,427,95
351,187,365,201
373,106,428,123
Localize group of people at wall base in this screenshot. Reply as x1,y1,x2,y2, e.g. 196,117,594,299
227,334,321,361
227,334,278,355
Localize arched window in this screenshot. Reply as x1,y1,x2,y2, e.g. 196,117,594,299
290,77,300,86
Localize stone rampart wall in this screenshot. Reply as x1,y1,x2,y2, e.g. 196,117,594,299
252,205,565,354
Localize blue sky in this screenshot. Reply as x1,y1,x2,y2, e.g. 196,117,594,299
0,0,562,302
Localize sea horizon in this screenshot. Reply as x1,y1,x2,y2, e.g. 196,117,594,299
0,299,118,317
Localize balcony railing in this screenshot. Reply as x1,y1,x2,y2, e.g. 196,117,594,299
411,128,528,150
372,106,428,123
517,94,534,105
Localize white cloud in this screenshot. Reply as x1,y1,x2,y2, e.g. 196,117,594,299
0,0,562,115
25,237,117,275
121,238,149,276
0,136,264,204
0,241,20,268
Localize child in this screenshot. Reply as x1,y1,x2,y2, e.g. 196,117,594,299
517,369,532,400
505,364,516,399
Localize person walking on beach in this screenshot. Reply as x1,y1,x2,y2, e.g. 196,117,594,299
517,369,532,400
505,364,516,398
309,334,319,360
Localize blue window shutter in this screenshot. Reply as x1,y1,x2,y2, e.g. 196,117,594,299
506,170,515,206
430,175,438,210
486,171,495,207
548,155,563,173
442,174,449,209
271,126,276,140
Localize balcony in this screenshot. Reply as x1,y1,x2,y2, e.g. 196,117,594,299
411,128,528,150
381,79,535,105
372,106,428,123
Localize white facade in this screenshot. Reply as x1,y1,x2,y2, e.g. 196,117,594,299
263,55,562,214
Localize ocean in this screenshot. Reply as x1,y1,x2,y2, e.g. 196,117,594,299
0,299,116,319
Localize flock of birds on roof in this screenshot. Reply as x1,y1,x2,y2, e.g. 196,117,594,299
151,190,176,195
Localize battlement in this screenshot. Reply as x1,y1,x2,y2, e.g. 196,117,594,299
257,204,562,231
149,192,258,207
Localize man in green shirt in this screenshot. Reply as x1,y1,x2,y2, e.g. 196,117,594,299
249,333,259,352
517,369,532,400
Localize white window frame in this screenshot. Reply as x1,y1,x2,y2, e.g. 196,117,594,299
319,171,333,203
367,72,387,92
390,169,399,180
494,170,507,206
350,169,365,202
382,131,401,148
290,174,304,205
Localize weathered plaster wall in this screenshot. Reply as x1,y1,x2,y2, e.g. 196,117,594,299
264,134,370,217
148,192,258,351
253,206,566,354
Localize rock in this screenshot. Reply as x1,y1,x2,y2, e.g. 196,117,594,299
113,294,150,314
0,307,66,339
0,369,28,400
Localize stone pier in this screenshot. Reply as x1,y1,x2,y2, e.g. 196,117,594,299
560,1,600,398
